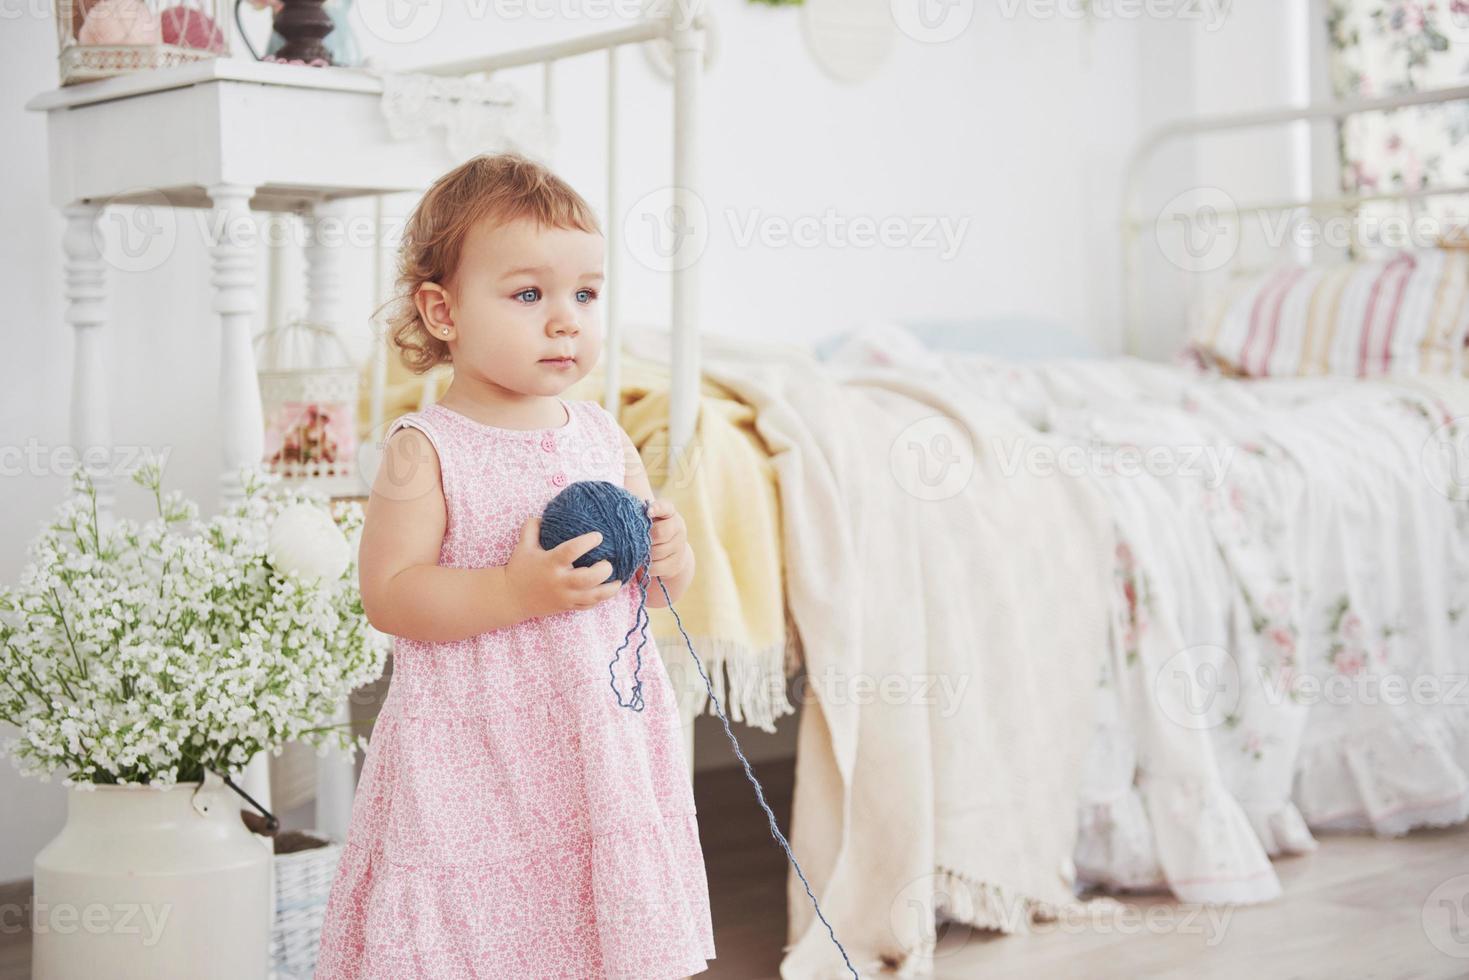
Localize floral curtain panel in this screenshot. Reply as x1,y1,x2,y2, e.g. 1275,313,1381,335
1326,1,1469,246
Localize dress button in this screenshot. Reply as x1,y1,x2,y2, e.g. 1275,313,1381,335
550,472,568,487
541,434,556,452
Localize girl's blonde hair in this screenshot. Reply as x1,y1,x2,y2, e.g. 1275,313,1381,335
380,153,603,374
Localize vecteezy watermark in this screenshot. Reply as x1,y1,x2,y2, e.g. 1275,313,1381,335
84,197,409,276
1259,669,1469,710
891,0,1230,44
999,0,1231,30
890,416,977,502
793,667,973,719
0,441,174,481
357,0,702,36
624,186,710,274
726,209,970,260
1154,186,1469,275
991,437,1236,489
488,0,645,21
358,0,444,44
1154,644,1469,730
495,0,703,24
1154,644,1243,731
623,189,971,272
1422,874,1469,959
355,418,710,502
886,872,961,965
885,872,1233,967
1421,417,1469,503
0,0,61,21
1153,187,1242,274
24,901,173,944
889,0,975,44
353,420,437,503
90,189,181,276
1031,899,1234,945
196,210,407,253
896,421,1239,500
631,441,710,495
1270,210,1469,253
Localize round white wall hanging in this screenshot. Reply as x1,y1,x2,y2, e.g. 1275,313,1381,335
801,0,894,84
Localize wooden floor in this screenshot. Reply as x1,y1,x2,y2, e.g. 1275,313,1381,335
6,759,1468,979
695,759,1469,980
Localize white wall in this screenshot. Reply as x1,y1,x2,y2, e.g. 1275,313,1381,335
0,0,1303,880
1131,0,1336,357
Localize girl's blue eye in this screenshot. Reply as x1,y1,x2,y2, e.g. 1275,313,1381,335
576,288,599,304
514,287,540,303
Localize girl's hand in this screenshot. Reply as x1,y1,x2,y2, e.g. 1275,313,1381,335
638,498,689,583
504,515,622,619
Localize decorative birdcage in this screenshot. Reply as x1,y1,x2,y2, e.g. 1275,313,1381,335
256,319,362,497
54,0,232,86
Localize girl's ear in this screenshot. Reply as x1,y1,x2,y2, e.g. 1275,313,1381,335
416,282,455,339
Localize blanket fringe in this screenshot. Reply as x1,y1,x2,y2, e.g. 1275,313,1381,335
657,629,799,734
932,864,1119,937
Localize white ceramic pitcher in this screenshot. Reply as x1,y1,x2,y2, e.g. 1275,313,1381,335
32,771,271,980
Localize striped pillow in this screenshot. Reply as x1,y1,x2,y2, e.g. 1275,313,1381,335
1187,248,1469,378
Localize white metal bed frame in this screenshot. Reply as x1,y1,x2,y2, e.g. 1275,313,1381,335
1121,83,1469,356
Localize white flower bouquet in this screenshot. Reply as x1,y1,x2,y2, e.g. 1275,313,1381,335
0,460,390,787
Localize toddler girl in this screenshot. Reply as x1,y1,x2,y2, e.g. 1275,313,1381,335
314,153,716,979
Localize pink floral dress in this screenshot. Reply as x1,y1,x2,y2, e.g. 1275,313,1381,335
314,397,715,980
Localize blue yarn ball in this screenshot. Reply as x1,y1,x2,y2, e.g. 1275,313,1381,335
539,480,652,585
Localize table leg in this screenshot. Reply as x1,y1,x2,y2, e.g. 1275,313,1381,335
62,203,113,516
303,200,360,841
208,182,266,506
207,183,274,867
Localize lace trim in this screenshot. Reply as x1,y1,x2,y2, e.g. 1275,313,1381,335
368,68,558,162
1295,706,1469,836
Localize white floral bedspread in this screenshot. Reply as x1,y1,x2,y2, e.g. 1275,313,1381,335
825,323,1469,904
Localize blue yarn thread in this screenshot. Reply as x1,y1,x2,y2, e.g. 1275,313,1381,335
541,481,861,979
541,481,655,710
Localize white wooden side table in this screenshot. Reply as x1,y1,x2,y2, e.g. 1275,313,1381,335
26,57,469,842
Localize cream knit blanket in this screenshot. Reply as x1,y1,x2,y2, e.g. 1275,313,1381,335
688,340,1115,979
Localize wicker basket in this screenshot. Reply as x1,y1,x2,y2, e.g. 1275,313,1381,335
54,0,232,86
270,829,344,979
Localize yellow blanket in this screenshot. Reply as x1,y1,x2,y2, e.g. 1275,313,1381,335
358,351,797,733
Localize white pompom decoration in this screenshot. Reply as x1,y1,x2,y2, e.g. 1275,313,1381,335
77,0,162,45
267,503,351,584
